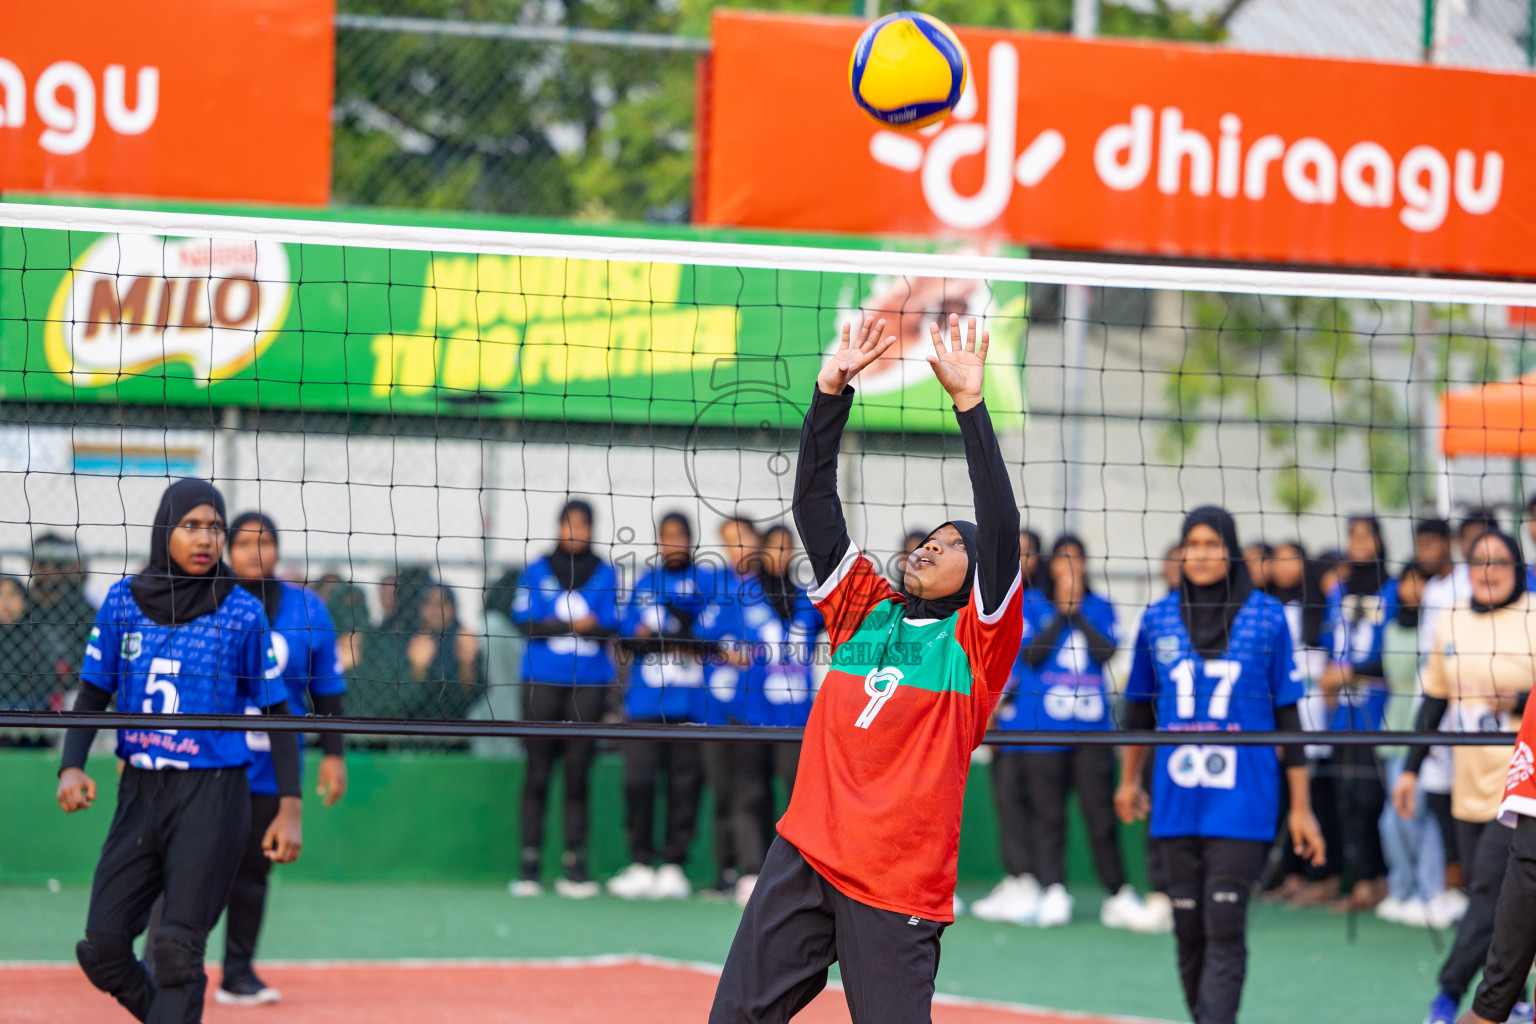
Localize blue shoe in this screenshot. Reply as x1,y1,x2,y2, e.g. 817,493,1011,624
1423,993,1458,1024
1509,1000,1535,1024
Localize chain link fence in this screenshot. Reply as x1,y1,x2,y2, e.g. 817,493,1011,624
330,1,1533,222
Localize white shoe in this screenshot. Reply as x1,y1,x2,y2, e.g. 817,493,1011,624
1035,883,1074,928
606,863,656,900
508,878,542,898
215,981,282,1006
1128,891,1174,934
953,892,966,917
555,877,600,900
1374,895,1404,923
1099,885,1147,930
735,874,758,907
972,875,1040,924
1394,897,1430,928
650,863,692,900
1426,889,1468,929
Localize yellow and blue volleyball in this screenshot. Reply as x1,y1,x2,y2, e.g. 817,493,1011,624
848,12,970,131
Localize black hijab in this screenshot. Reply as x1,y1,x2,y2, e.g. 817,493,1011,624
1178,506,1254,660
549,499,602,591
129,478,237,627
229,511,284,622
1469,528,1528,614
1343,515,1391,597
756,526,800,623
900,520,978,620
658,511,694,570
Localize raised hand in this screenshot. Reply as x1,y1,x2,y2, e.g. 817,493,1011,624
818,315,897,396
926,313,988,412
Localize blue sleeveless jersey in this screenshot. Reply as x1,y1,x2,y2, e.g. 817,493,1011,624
1317,578,1398,731
620,561,716,723
243,582,347,796
1124,590,1302,841
82,579,281,771
511,557,620,686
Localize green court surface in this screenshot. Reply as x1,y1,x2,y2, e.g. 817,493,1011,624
1,879,1452,1024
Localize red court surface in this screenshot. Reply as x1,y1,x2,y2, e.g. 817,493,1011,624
5,958,1157,1024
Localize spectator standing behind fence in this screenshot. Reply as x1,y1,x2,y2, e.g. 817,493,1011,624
1316,515,1397,913
0,575,47,721
352,567,433,718
1397,528,1536,1024
29,533,98,703
402,584,481,721
699,516,773,905
753,523,823,790
314,572,371,676
1015,535,1145,930
609,512,711,902
508,499,618,900
972,530,1049,925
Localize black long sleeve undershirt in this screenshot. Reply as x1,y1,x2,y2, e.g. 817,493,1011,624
60,685,301,799
791,386,1020,614
1023,610,1117,669
793,387,856,586
1120,696,1305,767
264,702,302,799
310,691,345,758
956,400,1022,614
1405,696,1450,775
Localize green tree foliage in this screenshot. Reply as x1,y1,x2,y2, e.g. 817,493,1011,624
1163,295,1510,515
333,0,1221,219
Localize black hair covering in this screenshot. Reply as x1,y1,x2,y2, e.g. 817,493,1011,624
658,511,693,569
756,524,800,622
1469,528,1528,614
130,478,237,627
1343,515,1391,597
550,499,601,591
1416,517,1452,539
1178,506,1254,660
900,520,978,620
1051,532,1093,593
228,511,284,622
1021,528,1052,592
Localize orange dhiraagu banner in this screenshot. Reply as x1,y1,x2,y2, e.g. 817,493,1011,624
0,0,333,205
701,11,1536,277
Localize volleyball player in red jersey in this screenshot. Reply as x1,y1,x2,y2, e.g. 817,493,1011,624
710,313,1024,1023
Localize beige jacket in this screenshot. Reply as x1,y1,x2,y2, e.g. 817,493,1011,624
1422,593,1536,822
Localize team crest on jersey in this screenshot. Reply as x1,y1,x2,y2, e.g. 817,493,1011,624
1155,635,1182,665
120,632,143,660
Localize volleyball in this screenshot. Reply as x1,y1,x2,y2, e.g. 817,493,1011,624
848,12,970,130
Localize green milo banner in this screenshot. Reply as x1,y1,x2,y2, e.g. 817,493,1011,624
0,209,1025,432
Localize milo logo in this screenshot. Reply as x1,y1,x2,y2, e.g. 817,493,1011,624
45,233,291,386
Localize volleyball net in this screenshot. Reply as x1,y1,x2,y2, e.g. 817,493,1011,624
3,201,1536,745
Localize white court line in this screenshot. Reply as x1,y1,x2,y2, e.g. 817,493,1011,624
2,952,1177,1022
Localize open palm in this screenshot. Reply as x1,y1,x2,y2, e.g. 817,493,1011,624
927,313,988,412
818,315,896,395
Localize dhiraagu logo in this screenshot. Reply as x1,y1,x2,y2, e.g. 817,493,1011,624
45,233,291,387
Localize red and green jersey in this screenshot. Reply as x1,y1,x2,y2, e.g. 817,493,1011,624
777,543,1023,922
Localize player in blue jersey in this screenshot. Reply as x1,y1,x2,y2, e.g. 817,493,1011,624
54,479,302,1024
973,530,1050,925
609,511,713,900
1117,506,1325,1024
1316,514,1397,912
753,523,822,758
211,511,347,1005
698,516,776,903
1012,535,1142,928
508,499,619,900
